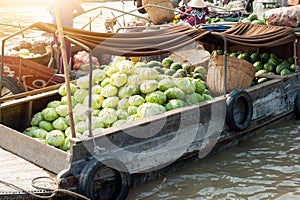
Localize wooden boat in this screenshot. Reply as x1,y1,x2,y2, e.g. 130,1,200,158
0,22,299,199
0,56,65,97
0,70,299,199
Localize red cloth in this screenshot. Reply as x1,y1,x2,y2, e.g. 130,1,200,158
180,7,209,26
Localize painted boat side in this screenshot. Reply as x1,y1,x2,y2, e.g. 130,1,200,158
1,56,64,90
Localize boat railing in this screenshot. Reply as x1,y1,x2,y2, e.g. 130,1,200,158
78,5,152,32
79,3,198,32
112,4,197,32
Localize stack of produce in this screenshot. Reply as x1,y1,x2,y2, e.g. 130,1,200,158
265,6,300,27
23,58,212,152
217,50,296,85
5,38,52,59
206,12,249,24
73,51,100,71
241,13,266,25
160,57,207,81
6,48,44,59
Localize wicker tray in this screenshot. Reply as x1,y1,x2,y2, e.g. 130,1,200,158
206,51,256,96
169,49,211,71
142,0,174,25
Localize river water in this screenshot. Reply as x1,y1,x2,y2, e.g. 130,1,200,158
128,117,300,200
0,1,299,200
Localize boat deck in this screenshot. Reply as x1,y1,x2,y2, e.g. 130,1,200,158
0,147,56,198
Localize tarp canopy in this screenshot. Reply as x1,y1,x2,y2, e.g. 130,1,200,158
30,22,210,56
29,22,296,56
202,22,296,47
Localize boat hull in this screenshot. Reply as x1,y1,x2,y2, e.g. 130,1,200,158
0,73,299,196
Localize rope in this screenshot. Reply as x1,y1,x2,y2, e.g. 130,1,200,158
0,176,90,200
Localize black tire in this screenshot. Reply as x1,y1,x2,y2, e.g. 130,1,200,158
1,76,24,97
226,89,253,131
295,90,300,120
78,158,131,200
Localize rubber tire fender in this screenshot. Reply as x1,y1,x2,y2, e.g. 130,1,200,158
226,89,253,131
295,89,300,120
78,157,131,200
1,76,24,95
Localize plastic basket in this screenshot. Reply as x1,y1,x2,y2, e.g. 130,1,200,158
206,51,256,96
142,0,175,25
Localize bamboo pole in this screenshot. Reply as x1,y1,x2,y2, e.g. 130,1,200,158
53,0,76,138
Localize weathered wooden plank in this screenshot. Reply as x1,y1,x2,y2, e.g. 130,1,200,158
0,90,61,130
0,147,56,194
0,125,70,174
0,83,62,103
0,89,59,109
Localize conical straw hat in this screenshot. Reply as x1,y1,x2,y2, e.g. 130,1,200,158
188,0,207,8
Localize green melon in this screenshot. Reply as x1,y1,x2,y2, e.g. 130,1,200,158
251,20,260,24
216,49,224,55
257,77,268,84
287,57,294,64
182,63,191,73
147,60,163,68
256,69,267,76
176,69,186,76
253,61,263,71
289,64,296,72
135,62,148,68
162,57,174,68
270,53,278,59
193,66,207,75
280,68,292,76
250,53,260,63
276,64,287,75
263,63,274,72
153,66,165,74
229,52,238,57
268,57,279,67
248,13,258,21
238,52,251,62
260,53,269,63
281,60,290,68
241,18,251,23
165,69,177,76
170,62,182,70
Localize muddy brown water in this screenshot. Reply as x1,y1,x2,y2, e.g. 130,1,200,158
127,117,300,200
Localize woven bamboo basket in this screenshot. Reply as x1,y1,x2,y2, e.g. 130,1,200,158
169,49,211,72
206,51,256,96
142,0,175,25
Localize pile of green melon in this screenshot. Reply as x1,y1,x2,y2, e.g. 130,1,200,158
23,58,212,152
216,50,296,84
146,57,207,82
241,13,266,25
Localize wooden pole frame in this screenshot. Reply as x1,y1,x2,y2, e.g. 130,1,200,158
53,0,76,138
